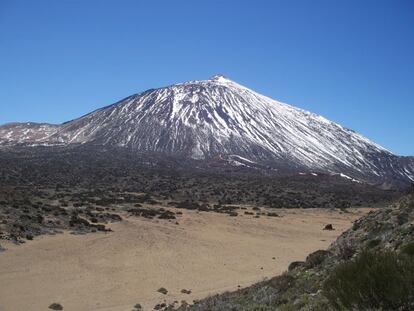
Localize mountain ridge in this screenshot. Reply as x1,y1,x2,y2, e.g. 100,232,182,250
1,75,413,187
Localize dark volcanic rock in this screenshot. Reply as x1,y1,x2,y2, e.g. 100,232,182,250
323,224,334,230
1,76,413,188
48,303,63,310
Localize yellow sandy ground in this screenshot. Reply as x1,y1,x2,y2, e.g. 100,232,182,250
0,207,370,311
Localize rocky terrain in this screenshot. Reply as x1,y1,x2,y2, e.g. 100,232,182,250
1,75,413,188
0,80,411,309
0,145,399,246
169,188,414,311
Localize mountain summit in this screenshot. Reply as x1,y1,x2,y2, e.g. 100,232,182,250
0,75,413,186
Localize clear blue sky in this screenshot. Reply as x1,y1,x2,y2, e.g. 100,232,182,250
0,0,413,155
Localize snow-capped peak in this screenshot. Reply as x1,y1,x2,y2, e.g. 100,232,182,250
209,74,231,83
0,75,413,186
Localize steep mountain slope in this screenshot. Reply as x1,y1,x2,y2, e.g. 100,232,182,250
0,75,413,186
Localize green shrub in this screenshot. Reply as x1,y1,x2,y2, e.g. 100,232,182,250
323,250,414,310
401,242,414,257
268,273,295,291
366,238,381,249
305,250,330,269
288,261,305,271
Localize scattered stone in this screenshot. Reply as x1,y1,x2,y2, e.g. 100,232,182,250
267,212,279,217
323,224,334,230
157,287,168,295
48,302,63,310
181,289,192,294
154,302,166,310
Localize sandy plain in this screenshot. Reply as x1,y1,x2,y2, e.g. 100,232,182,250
0,206,370,311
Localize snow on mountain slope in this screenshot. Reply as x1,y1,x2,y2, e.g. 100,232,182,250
0,122,59,145
0,75,413,186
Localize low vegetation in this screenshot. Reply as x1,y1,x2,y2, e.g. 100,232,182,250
324,250,414,310
0,146,398,244
0,146,410,310
168,191,414,311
